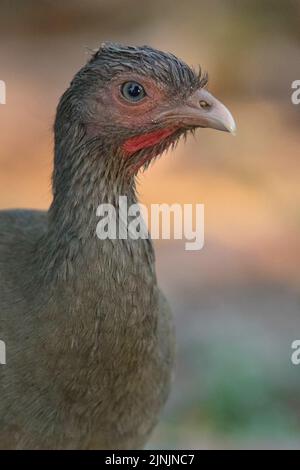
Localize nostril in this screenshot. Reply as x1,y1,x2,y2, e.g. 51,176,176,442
199,100,211,109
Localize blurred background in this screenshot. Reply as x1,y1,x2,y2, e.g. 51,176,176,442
0,0,300,449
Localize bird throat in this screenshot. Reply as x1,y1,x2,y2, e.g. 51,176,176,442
122,127,178,155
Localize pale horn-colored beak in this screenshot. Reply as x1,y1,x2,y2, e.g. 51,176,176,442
160,88,237,135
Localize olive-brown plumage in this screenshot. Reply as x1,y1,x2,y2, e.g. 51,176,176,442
0,43,235,449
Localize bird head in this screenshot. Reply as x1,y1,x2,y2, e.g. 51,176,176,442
57,42,236,176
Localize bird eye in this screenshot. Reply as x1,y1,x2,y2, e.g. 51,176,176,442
121,82,146,102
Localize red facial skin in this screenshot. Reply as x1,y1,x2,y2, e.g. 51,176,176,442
123,127,179,175
102,74,180,158
89,74,184,172
122,127,178,155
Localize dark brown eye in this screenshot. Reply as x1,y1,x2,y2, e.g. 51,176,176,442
121,82,146,102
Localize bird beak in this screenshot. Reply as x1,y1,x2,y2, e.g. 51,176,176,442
160,88,236,135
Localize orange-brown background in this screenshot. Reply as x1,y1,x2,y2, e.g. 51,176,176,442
0,0,300,449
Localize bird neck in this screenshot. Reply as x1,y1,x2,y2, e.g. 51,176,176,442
50,125,136,237
38,123,154,284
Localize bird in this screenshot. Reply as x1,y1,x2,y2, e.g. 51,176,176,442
0,42,236,449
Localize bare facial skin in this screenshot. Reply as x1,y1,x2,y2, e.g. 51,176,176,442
82,43,235,174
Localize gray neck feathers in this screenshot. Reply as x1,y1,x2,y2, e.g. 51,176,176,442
35,118,154,286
